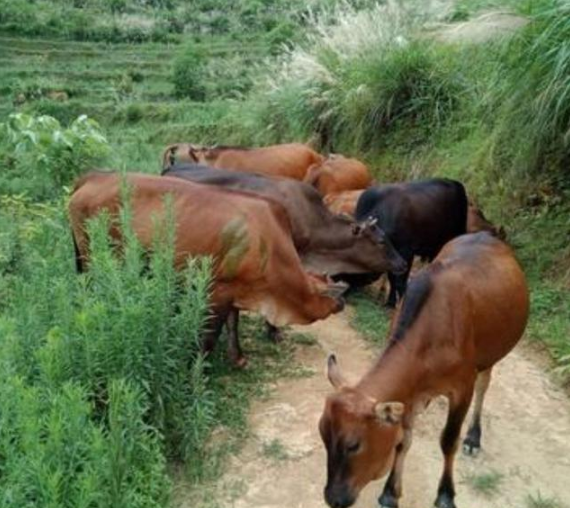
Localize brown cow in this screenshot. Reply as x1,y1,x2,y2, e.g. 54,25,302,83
305,155,372,195
320,232,529,508
69,172,344,366
323,190,364,217
163,142,324,180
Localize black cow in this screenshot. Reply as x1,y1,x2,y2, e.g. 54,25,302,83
355,178,468,307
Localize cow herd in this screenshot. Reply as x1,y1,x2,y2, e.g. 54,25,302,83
68,141,529,508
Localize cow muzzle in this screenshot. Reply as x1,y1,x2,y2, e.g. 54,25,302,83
391,257,408,276
324,484,356,508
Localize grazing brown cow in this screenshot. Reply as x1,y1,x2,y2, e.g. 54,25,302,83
163,142,323,180
320,232,529,508
467,203,506,239
324,190,364,216
69,172,344,366
305,155,372,195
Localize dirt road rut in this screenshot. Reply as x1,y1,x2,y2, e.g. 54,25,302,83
218,310,570,508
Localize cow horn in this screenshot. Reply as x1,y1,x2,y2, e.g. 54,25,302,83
327,353,347,390
366,216,378,227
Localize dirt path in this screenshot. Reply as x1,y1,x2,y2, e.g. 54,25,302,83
215,309,570,508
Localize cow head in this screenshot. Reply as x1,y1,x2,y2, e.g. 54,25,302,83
346,216,407,275
320,355,404,508
467,204,506,240
187,144,214,164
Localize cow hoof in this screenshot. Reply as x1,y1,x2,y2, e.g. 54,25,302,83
462,437,481,457
434,493,456,508
378,492,398,508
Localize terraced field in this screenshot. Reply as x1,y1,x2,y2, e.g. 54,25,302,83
0,34,268,171
0,34,265,120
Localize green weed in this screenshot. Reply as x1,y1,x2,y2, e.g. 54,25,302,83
261,439,290,462
466,470,504,497
526,492,563,508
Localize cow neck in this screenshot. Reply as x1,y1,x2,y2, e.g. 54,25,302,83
311,221,356,251
355,330,427,409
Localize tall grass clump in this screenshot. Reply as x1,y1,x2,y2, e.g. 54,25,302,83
247,2,464,153
485,2,570,187
0,192,213,505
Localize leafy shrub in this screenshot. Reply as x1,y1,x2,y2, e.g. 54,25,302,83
1,113,109,198
172,43,207,100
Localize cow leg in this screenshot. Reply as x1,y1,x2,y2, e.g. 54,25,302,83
434,387,474,508
378,424,414,508
463,368,492,456
386,254,413,308
201,306,230,357
386,272,399,308
265,322,284,343
226,308,247,368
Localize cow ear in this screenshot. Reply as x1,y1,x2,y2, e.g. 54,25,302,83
188,146,199,163
326,354,347,390
374,401,405,425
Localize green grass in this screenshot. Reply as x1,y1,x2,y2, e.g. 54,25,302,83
261,439,290,462
482,4,570,186
347,289,392,346
526,492,564,508
465,470,504,497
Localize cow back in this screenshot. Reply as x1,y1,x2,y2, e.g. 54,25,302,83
356,179,468,260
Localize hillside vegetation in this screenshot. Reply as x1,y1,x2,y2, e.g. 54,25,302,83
0,0,569,506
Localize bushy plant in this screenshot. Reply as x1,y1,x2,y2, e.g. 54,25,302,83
0,192,213,504
247,2,464,152
1,113,110,198
172,43,207,100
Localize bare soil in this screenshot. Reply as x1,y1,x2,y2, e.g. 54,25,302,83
214,309,570,508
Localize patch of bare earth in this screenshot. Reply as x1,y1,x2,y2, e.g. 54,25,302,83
210,309,570,508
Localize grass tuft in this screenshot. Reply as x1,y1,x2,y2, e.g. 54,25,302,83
526,492,563,508
466,470,504,497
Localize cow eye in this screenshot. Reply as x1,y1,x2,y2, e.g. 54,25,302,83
346,440,360,454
